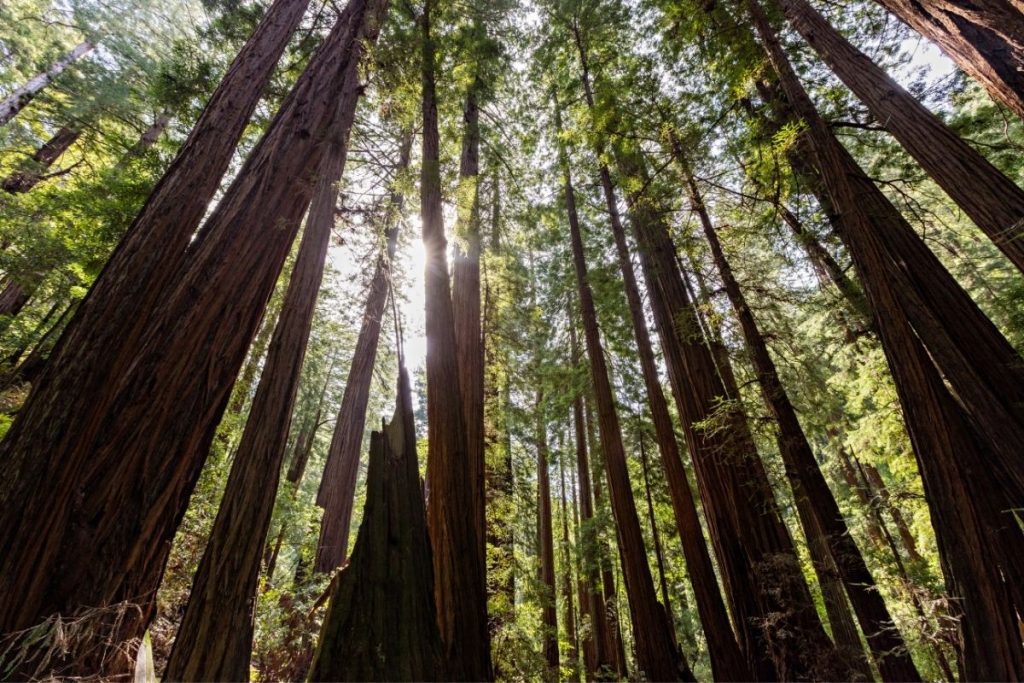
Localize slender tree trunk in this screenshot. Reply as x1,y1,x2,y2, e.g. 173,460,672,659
559,450,580,681
875,0,1024,119
681,145,920,681
750,1,1024,676
164,108,342,680
309,368,446,681
129,110,173,156
536,391,560,676
0,41,93,126
0,1,382,676
862,464,925,565
314,131,411,573
554,100,692,683
637,435,677,649
420,1,491,676
0,279,30,317
776,0,1024,274
2,125,81,193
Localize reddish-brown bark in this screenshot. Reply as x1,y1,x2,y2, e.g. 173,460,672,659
536,391,560,675
2,125,81,193
558,452,580,680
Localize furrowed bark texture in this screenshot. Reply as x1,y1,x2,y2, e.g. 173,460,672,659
536,394,560,675
163,93,349,682
684,152,920,682
309,368,446,681
315,132,411,573
0,41,93,126
2,125,81,193
776,0,1024,273
420,1,492,677
875,0,1024,119
0,1,383,676
554,101,693,683
749,1,1024,676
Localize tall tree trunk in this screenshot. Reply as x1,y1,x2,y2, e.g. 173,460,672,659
0,1,382,676
0,279,30,318
776,0,1024,274
309,368,446,681
314,131,411,573
554,100,693,683
0,41,93,126
749,0,1024,676
862,464,925,565
419,1,492,677
559,449,580,681
2,125,81,193
874,0,1024,119
129,110,173,157
163,110,341,680
536,391,560,676
681,144,920,682
637,434,677,650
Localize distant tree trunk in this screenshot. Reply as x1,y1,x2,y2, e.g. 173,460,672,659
559,451,580,681
776,0,1024,274
129,111,173,156
0,0,384,676
536,391,560,676
861,464,924,565
315,131,411,573
680,144,919,682
419,0,491,677
0,296,77,390
0,279,30,317
874,0,1024,119
750,0,1024,676
2,125,81,193
309,368,446,681
569,327,612,679
0,41,94,126
554,100,693,683
163,110,341,680
636,434,677,649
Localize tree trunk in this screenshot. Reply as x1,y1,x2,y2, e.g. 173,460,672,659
536,391,560,676
862,464,925,565
749,1,1024,676
315,131,411,573
0,41,94,126
163,109,340,680
308,368,446,681
637,434,677,650
776,0,1024,274
2,125,81,193
559,449,580,681
0,279,30,318
554,100,693,683
0,0,382,676
681,145,919,682
129,110,173,156
874,0,1024,119
419,1,492,676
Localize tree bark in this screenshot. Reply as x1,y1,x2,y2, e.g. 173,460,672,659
553,99,693,683
776,0,1024,274
0,0,383,676
420,0,492,676
536,391,560,676
315,131,411,573
559,449,580,681
0,41,94,126
749,1,1024,676
637,434,677,650
874,0,1024,119
2,125,81,193
308,368,446,681
129,110,173,157
683,147,919,682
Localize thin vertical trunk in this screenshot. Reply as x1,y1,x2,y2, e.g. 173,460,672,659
681,145,919,681
554,100,693,683
2,125,81,193
536,392,560,676
129,110,173,156
776,0,1024,274
861,464,925,565
0,41,94,126
749,1,1024,676
637,434,677,649
874,0,1024,119
420,1,491,676
314,131,411,573
309,368,446,681
164,111,341,680
559,448,580,681
0,1,379,676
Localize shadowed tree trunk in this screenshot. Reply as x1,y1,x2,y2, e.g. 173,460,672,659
163,107,343,680
749,1,1024,676
554,98,693,683
636,434,678,650
0,41,93,126
309,367,446,681
680,144,920,682
873,0,1024,119
315,131,411,573
2,125,81,193
0,279,31,318
419,0,492,676
775,0,1024,274
862,464,925,565
559,449,580,681
536,390,560,676
0,0,383,676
